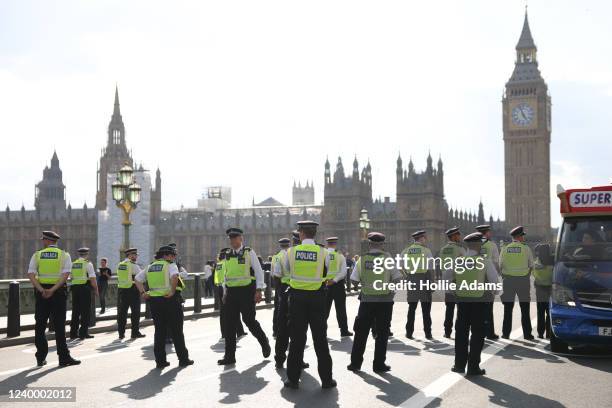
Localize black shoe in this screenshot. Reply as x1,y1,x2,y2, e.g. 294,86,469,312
217,357,236,365
118,333,125,339
347,364,361,372
69,335,78,340
262,342,271,358
284,380,299,389
237,332,248,338
321,379,337,389
131,332,146,339
425,334,433,340
486,334,500,340
156,361,170,369
373,364,391,373
302,361,310,369
443,333,451,339
59,357,81,367
524,334,535,341
405,333,414,340
501,334,509,340
100,310,105,315
340,331,353,337
450,365,465,374
79,334,94,339
179,359,194,367
389,331,394,337
466,368,486,376
36,359,47,367
537,333,544,339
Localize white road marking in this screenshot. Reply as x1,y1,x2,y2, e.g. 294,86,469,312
399,318,538,408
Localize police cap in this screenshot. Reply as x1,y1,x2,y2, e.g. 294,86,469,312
510,225,526,237
278,238,291,246
226,227,244,237
367,232,386,243
77,247,90,254
41,230,60,241
463,232,483,243
445,227,460,237
475,224,491,233
411,230,426,239
296,220,319,230
325,237,339,243
157,245,177,256
125,248,138,255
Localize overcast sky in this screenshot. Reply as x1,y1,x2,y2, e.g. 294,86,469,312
1,0,611,226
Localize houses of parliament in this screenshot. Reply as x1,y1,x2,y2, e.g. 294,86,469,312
0,12,552,278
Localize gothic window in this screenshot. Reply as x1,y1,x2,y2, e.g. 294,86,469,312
113,129,121,144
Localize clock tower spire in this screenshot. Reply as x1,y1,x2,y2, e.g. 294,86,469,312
503,9,551,241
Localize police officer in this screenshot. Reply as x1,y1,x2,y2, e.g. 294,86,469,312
69,247,98,340
134,245,193,368
218,228,271,365
402,230,434,340
451,232,496,376
116,248,145,339
324,237,352,337
475,224,501,340
439,227,466,338
534,243,553,339
27,231,80,367
283,220,336,389
500,226,534,340
348,232,401,373
215,248,247,340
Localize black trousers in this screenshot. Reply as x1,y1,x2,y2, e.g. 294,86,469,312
149,294,189,364
272,278,282,336
217,286,245,338
287,288,333,384
35,285,70,362
484,301,496,337
351,301,393,368
501,276,532,337
70,284,91,337
444,292,456,335
223,283,268,360
535,285,552,337
98,280,108,312
326,280,349,333
406,290,432,336
117,286,142,336
274,283,291,364
454,301,485,371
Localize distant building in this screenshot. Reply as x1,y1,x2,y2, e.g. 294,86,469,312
292,181,315,205
197,186,231,212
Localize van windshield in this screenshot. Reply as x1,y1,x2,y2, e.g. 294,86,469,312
558,216,612,262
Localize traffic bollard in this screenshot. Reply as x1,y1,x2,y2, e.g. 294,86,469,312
194,274,202,313
89,289,96,327
7,281,20,337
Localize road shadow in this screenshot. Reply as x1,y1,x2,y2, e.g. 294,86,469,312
95,338,132,353
110,367,180,400
328,337,353,353
355,370,419,406
279,370,339,408
0,366,62,395
467,376,566,408
218,360,270,404
414,338,455,356
386,338,422,356
498,342,564,365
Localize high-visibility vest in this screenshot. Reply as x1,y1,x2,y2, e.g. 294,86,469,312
480,240,496,259
289,244,326,291
35,247,64,284
326,250,341,279
274,250,290,284
401,243,428,274
501,241,530,277
147,260,171,297
360,252,390,296
71,258,89,285
214,260,225,286
224,249,254,287
117,261,134,288
455,255,486,298
533,259,553,286
440,242,463,264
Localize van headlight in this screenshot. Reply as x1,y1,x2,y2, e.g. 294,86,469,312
551,283,575,307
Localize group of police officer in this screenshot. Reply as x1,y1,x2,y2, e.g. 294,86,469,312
28,219,552,388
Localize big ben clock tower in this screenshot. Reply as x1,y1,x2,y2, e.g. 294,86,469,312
503,10,551,241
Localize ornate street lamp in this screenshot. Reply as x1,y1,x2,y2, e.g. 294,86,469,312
111,163,141,258
359,208,370,240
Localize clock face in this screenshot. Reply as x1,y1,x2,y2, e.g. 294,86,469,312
512,103,535,126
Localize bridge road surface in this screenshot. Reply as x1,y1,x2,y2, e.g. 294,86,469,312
0,298,610,407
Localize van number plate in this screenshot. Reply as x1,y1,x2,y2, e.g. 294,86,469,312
599,327,612,336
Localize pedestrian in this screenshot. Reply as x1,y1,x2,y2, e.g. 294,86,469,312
134,245,193,369
97,258,111,314
534,243,553,339
69,247,98,340
500,226,534,340
402,230,434,340
476,224,501,340
214,248,247,341
27,231,80,367
217,227,271,365
282,220,336,390
451,232,497,376
348,232,401,373
324,237,353,337
439,227,466,338
116,248,145,339
203,261,214,298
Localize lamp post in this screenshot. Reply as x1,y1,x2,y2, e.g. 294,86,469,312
359,208,370,241
111,163,141,259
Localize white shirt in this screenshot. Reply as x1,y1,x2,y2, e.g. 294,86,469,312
135,261,179,283
76,259,97,278
280,239,330,276
326,248,347,282
225,245,265,289
203,264,213,279
350,249,403,282
27,245,72,276
272,248,289,278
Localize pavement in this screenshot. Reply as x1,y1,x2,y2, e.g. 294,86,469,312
0,297,610,407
